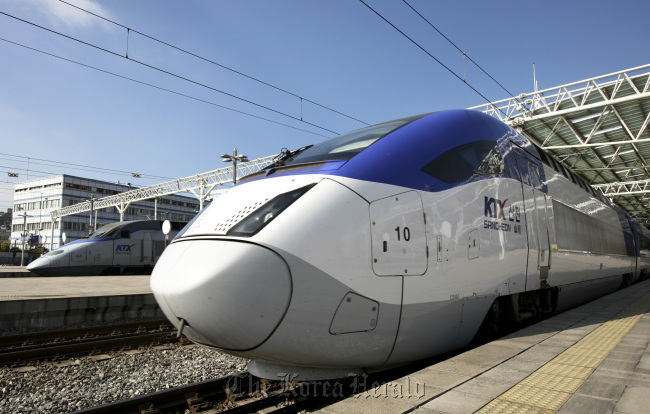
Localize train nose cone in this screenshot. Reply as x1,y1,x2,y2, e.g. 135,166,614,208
151,240,291,351
26,257,49,273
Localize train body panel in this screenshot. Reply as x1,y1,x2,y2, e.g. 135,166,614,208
539,156,636,289
634,223,650,279
151,109,649,380
27,220,180,276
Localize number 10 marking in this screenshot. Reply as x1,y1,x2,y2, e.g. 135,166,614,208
395,226,411,242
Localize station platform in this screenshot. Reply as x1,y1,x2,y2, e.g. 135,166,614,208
319,279,650,414
0,265,35,278
0,275,152,300
0,274,162,330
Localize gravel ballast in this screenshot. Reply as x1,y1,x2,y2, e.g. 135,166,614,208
0,343,247,413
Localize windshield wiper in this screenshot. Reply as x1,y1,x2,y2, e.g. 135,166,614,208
270,145,313,167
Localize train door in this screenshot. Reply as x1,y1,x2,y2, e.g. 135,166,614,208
142,232,153,265
369,190,428,276
70,244,87,263
512,145,550,291
128,232,142,267
113,229,133,269
370,191,434,364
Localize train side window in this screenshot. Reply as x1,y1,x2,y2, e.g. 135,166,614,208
421,140,504,184
553,200,627,255
120,231,130,239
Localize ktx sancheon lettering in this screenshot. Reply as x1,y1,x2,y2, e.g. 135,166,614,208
483,196,521,234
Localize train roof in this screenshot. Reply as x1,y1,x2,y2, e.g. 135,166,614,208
248,110,520,192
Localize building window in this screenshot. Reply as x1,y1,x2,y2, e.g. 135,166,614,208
65,183,92,191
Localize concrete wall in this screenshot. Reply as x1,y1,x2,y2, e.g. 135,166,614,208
0,294,164,330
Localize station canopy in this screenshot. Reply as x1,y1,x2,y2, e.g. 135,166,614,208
470,64,650,226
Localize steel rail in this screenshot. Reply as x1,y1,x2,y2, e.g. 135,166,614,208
0,322,177,365
70,375,234,414
69,372,301,414
0,320,171,348
0,332,175,365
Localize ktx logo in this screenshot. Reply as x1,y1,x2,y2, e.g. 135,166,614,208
484,197,520,222
116,244,136,252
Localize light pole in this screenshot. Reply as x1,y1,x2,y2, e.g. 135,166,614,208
89,194,94,235
221,148,249,185
39,195,47,246
18,211,31,266
39,193,42,239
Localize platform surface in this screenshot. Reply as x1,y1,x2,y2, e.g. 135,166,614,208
319,279,650,414
0,275,152,300
0,265,34,278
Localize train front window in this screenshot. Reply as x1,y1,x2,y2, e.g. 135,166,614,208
282,114,427,166
44,249,65,257
89,224,122,239
421,140,504,184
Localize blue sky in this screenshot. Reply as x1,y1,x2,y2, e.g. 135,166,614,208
1,0,647,211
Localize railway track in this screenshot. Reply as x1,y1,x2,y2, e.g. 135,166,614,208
68,370,352,414
0,320,178,365
60,318,523,413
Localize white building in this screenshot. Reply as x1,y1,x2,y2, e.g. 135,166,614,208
11,175,199,251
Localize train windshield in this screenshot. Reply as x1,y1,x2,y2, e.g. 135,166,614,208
89,222,123,239
281,114,427,166
44,249,66,257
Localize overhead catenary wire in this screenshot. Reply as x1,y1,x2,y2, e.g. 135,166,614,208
358,0,508,117
1,165,162,185
401,0,520,100
59,0,370,127
0,11,340,135
0,37,331,139
397,2,630,206
0,152,175,181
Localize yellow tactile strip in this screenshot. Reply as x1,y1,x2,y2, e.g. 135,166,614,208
476,291,650,414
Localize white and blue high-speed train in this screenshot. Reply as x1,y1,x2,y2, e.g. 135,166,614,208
151,110,650,380
27,220,183,276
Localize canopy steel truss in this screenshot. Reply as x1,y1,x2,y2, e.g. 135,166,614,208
50,155,276,222
470,64,650,225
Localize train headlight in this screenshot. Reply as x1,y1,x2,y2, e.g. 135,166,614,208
227,183,316,237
